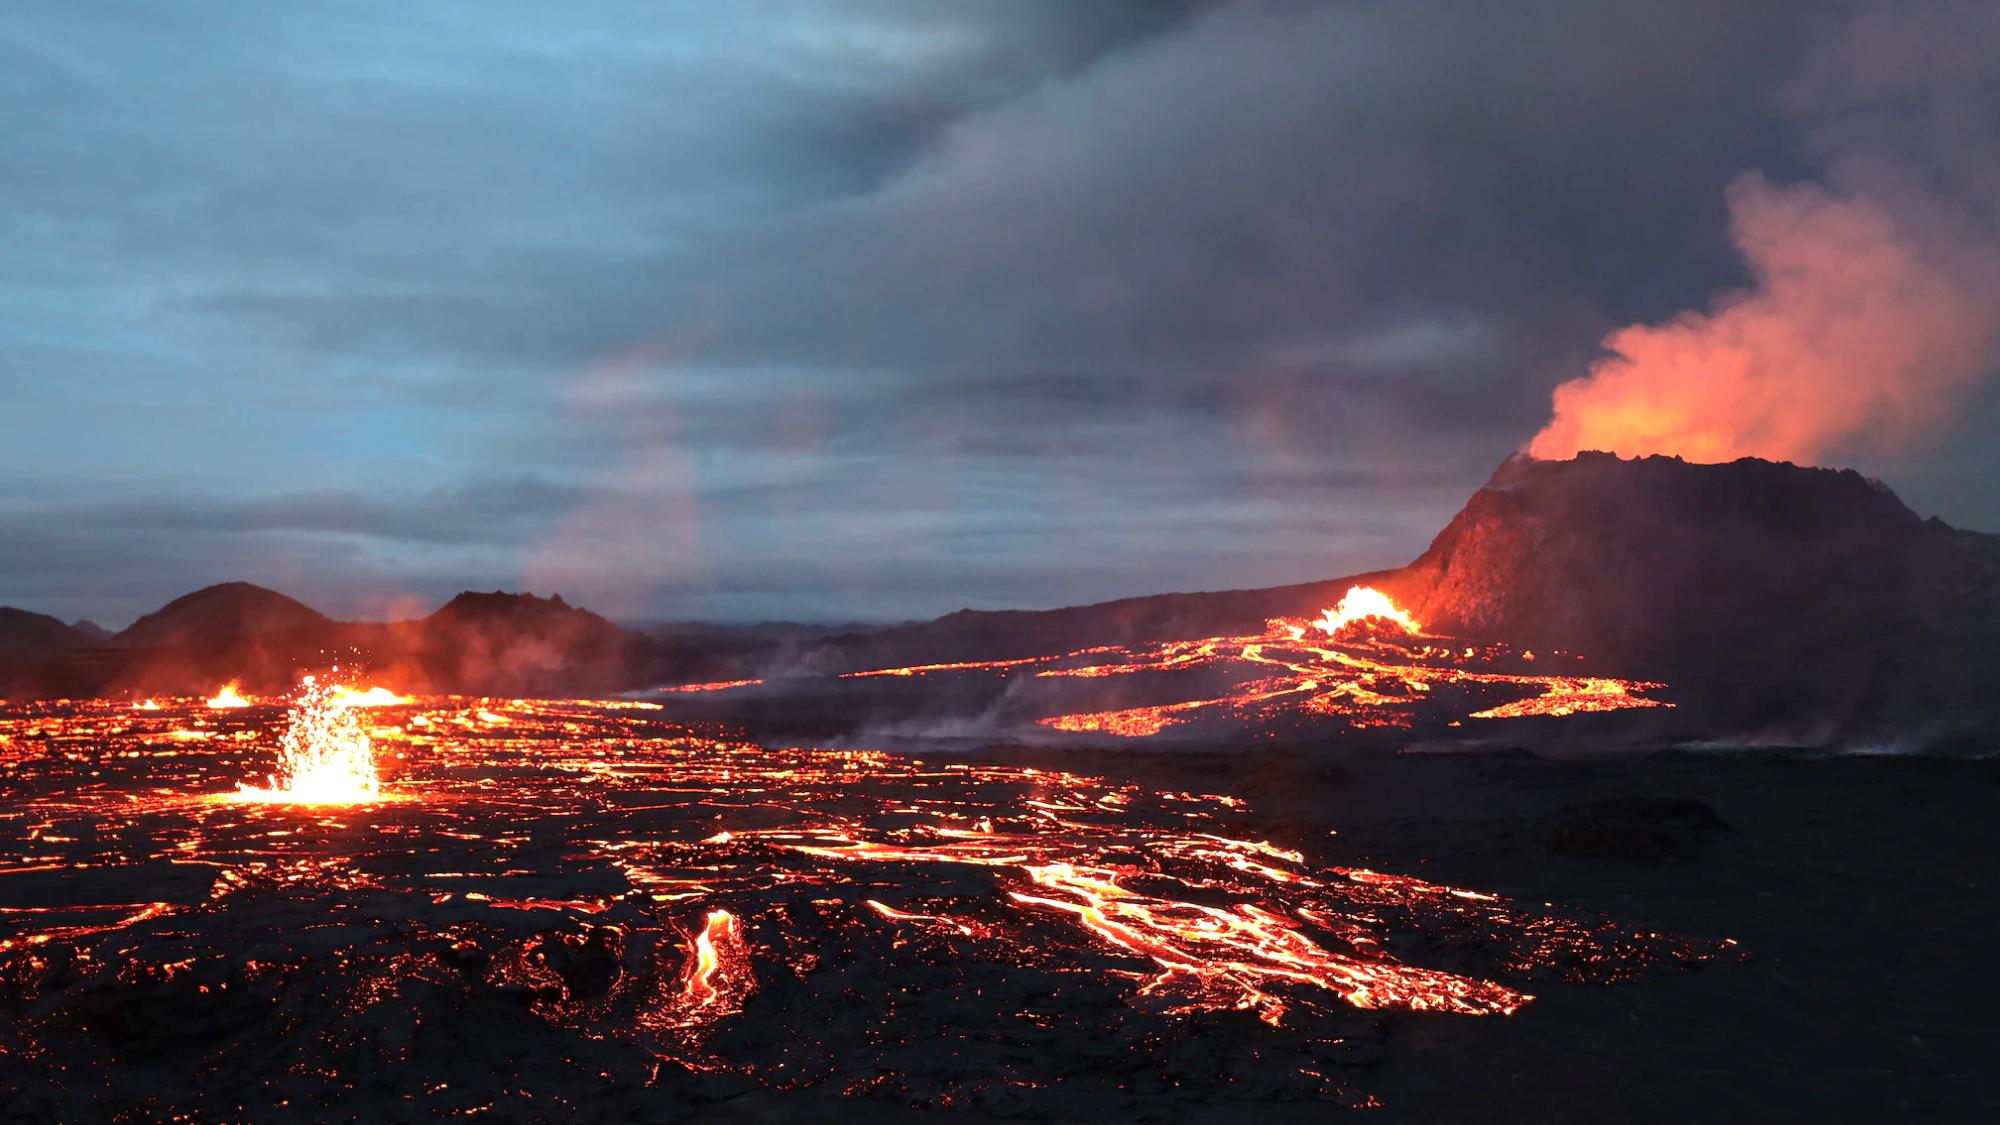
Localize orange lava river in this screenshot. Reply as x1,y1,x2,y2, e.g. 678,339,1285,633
0,691,1728,1117
665,586,1673,741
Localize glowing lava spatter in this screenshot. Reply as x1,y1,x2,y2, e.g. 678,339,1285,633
231,676,382,804
1315,586,1423,635
206,683,251,708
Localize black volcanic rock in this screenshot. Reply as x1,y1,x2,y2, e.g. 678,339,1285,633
0,607,98,659
1535,795,1733,864
115,582,331,649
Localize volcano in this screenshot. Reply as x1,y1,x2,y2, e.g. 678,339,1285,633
726,452,1996,746
1382,452,2000,737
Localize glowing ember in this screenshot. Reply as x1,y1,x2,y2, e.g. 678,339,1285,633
231,676,382,804
206,682,252,708
1315,586,1422,636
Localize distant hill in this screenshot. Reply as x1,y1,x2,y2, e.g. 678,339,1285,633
412,591,640,696
70,620,114,641
0,608,98,660
115,582,331,649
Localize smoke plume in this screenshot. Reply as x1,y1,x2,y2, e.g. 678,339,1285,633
1531,3,2000,466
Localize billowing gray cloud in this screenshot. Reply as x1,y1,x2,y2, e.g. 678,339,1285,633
2,0,1996,626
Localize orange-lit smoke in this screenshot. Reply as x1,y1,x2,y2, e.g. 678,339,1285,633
1530,173,2000,465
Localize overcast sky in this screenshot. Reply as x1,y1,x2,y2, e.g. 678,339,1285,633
5,0,1999,626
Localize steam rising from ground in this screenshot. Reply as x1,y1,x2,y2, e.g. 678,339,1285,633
1531,2,2000,466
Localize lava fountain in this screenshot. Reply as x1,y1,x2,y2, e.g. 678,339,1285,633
206,682,252,708
231,675,384,804
1314,585,1423,636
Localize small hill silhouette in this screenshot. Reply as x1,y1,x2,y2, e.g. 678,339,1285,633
415,591,635,696
0,607,98,659
115,582,331,649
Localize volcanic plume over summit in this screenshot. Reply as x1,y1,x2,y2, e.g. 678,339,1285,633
1526,3,2000,468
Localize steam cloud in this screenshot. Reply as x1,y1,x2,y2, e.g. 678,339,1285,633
1531,2,2000,466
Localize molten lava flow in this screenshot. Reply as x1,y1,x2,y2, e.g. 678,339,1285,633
1009,862,1526,1023
206,683,251,709
332,686,407,708
767,583,1675,739
1314,586,1421,636
231,676,382,804
647,909,755,1029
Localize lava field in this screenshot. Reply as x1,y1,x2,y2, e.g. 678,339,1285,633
0,694,1731,1121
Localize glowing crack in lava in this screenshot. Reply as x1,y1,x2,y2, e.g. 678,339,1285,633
230,676,385,804
0,697,1735,1115
653,909,755,1027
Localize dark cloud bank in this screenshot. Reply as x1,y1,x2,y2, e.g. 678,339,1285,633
3,0,1997,626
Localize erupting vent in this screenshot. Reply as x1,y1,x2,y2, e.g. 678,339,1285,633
231,676,393,804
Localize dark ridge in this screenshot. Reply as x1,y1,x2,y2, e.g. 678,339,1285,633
114,582,331,649
427,589,591,625
71,620,115,642
0,607,97,660
799,570,1402,675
